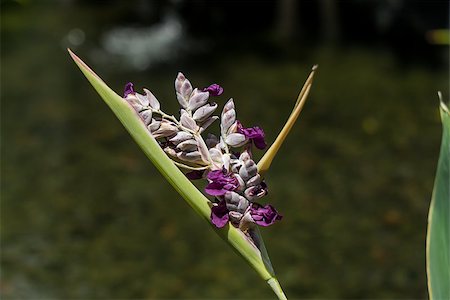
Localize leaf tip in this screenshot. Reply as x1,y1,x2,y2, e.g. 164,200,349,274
67,49,102,82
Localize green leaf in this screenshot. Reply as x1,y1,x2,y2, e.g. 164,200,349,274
427,95,450,300
68,49,287,299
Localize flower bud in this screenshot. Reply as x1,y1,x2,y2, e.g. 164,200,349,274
148,119,161,133
193,103,218,122
177,139,198,151
239,151,251,162
225,133,247,147
239,159,257,181
175,72,192,109
139,110,152,126
209,148,223,164
169,132,193,145
221,99,235,135
177,151,202,162
180,110,198,131
143,88,160,110
195,135,211,164
233,174,246,192
152,120,178,138
188,88,209,111
126,94,145,111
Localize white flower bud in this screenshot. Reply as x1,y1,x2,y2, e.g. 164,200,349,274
225,133,247,147
177,139,198,151
239,159,257,181
126,94,145,111
221,98,235,135
169,132,193,145
239,151,251,162
209,148,223,164
188,88,209,111
175,72,192,109
180,110,198,131
139,110,152,126
177,151,202,162
193,103,218,122
136,93,150,107
195,135,211,164
233,174,246,192
227,121,239,134
152,120,178,138
164,147,177,157
143,88,160,110
148,119,160,133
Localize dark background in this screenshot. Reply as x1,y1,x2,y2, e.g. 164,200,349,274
2,0,449,298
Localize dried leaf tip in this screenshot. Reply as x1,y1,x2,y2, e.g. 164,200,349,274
258,66,317,175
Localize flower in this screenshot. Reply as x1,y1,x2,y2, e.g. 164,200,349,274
237,121,267,150
211,200,229,228
203,84,224,96
205,168,239,196
124,82,135,98
249,203,282,226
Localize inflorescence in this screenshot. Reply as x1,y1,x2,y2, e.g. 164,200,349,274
123,73,282,231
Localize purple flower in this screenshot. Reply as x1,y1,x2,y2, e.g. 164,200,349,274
205,169,239,196
211,200,229,228
124,82,135,98
237,121,267,150
203,84,224,96
249,203,282,227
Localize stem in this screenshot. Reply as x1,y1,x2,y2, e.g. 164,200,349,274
153,109,198,135
267,277,288,300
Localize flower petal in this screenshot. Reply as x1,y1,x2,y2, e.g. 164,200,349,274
250,203,282,227
211,200,229,228
203,84,224,96
123,82,134,98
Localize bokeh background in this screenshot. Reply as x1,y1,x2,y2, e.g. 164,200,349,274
2,0,449,298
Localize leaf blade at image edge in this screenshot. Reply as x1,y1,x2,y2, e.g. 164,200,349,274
427,100,450,300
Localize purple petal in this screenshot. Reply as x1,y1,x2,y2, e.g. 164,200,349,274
207,169,225,181
250,203,282,227
203,84,223,96
238,125,267,150
185,170,204,180
123,82,135,98
211,200,229,228
205,182,227,196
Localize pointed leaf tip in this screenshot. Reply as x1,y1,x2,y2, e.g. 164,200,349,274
257,67,317,175
68,49,102,81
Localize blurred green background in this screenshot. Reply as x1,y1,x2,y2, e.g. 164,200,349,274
2,0,449,298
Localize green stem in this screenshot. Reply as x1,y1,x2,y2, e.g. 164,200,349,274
267,277,288,300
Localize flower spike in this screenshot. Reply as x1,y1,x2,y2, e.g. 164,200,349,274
69,48,289,299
